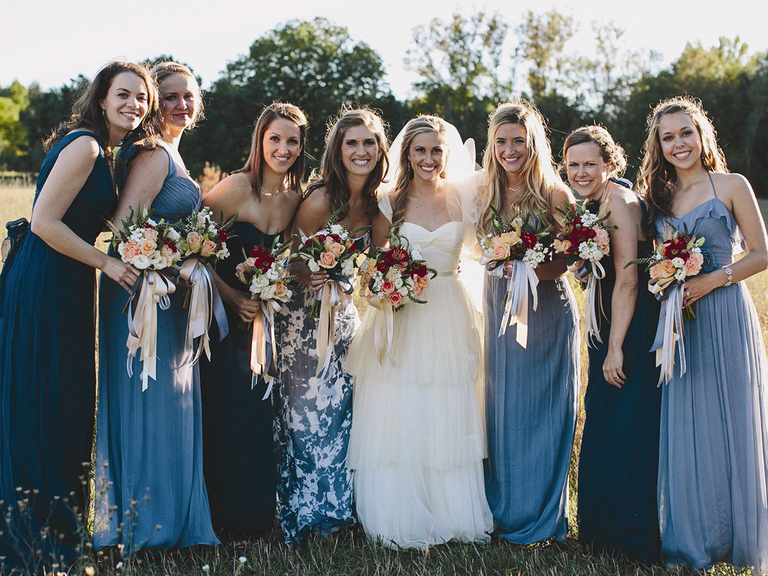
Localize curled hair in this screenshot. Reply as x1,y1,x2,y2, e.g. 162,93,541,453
478,100,566,236
44,61,160,156
306,107,389,218
562,125,627,178
151,61,205,129
637,96,728,238
235,102,308,199
388,116,449,233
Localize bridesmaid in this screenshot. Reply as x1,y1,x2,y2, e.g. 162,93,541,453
479,100,579,543
640,96,768,572
564,126,662,563
200,102,305,540
94,61,219,554
273,108,389,545
0,62,152,569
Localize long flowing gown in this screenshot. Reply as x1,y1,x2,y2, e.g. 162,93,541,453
654,179,768,572
345,196,493,549
272,234,365,545
577,198,662,563
93,144,219,554
201,222,277,538
483,222,579,544
0,131,115,568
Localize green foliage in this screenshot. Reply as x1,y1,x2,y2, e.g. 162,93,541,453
0,81,30,166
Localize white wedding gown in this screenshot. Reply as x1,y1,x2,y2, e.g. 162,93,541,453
345,203,493,549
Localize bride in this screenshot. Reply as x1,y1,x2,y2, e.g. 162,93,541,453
345,115,493,549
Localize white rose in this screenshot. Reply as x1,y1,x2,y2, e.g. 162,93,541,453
166,228,180,242
216,246,229,259
308,259,320,272
330,224,343,235
394,277,404,289
260,284,277,300
132,254,151,269
266,267,279,281
398,286,408,296
341,258,354,277
146,218,157,227
671,257,685,269
253,275,269,289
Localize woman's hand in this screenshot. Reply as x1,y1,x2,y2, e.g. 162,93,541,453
502,259,514,279
571,259,589,284
681,272,720,308
603,347,626,388
223,288,261,324
101,258,140,292
309,271,329,292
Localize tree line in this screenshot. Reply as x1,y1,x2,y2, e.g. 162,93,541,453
1,10,767,196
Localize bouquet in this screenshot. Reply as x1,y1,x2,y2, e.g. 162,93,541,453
554,203,616,344
358,231,436,360
235,242,294,395
293,208,369,375
108,206,181,391
479,208,550,348
175,206,235,365
629,224,706,385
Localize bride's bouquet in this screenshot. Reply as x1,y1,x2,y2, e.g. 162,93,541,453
479,208,549,348
108,206,181,391
553,203,615,344
235,242,294,394
359,231,436,360
628,225,706,385
293,207,369,375
175,206,235,365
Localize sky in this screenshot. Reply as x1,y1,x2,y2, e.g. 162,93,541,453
2,0,767,99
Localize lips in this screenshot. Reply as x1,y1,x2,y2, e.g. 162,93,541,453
351,159,370,166
672,150,692,161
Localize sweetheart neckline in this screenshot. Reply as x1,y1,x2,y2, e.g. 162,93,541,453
400,221,462,234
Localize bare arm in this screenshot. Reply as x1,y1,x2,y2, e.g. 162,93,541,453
602,190,642,388
30,135,138,291
371,210,391,249
287,191,332,290
683,173,768,307
111,148,168,225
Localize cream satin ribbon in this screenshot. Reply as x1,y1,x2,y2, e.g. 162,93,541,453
126,270,176,391
483,258,539,348
650,282,686,386
178,259,229,366
315,276,353,377
572,260,606,346
369,295,394,363
250,300,278,400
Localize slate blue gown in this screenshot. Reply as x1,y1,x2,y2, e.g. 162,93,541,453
201,222,277,538
0,131,115,569
654,176,768,572
93,143,219,554
577,198,662,564
483,220,580,543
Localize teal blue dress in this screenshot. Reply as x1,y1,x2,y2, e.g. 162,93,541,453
0,131,115,568
577,198,662,564
93,144,219,554
201,222,277,538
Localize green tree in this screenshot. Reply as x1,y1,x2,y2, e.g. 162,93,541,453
0,81,30,167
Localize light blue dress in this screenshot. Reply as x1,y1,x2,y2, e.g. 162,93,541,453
654,177,768,572
93,144,219,554
483,263,579,543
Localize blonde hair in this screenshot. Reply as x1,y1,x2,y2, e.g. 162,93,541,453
637,96,728,238
150,61,204,129
306,107,389,217
388,116,449,232
478,100,565,235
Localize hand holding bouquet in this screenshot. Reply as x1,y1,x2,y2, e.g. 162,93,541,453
554,203,616,344
479,208,550,347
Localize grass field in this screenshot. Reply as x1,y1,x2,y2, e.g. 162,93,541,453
1,184,766,575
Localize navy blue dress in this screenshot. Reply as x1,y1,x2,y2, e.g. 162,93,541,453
577,198,662,564
0,131,115,567
201,222,277,538
93,143,219,554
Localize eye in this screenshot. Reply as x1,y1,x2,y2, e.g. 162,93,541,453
289,138,299,145
136,94,147,102
345,139,356,146
364,139,376,146
496,139,506,145
270,135,280,142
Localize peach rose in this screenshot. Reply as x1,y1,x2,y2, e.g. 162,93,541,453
186,232,202,253
329,242,345,258
684,254,703,276
160,244,174,259
411,275,429,296
319,251,337,269
594,229,610,253
381,281,395,295
201,239,217,258
499,231,521,246
140,238,157,255
273,282,288,299
389,292,403,308
553,238,572,254
491,243,511,261
143,227,159,241
121,240,141,260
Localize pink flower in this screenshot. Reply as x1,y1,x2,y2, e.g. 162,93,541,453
411,275,429,296
201,239,217,258
319,251,337,269
143,228,159,241
186,232,202,254
553,238,572,254
684,253,703,276
594,228,610,253
329,242,345,258
121,240,141,260
389,292,403,308
491,243,511,261
381,281,395,295
140,239,157,255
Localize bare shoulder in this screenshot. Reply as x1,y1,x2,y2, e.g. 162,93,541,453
58,133,100,163
712,172,753,196
550,184,575,208
132,146,170,171
300,186,332,212
203,173,251,207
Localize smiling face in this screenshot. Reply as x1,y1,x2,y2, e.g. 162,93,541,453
566,142,609,200
100,71,149,143
658,111,703,171
261,117,302,176
341,124,380,177
493,122,529,175
407,131,446,182
159,73,198,136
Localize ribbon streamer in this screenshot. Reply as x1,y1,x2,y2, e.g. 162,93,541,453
369,296,394,363
581,260,606,346
315,275,354,377
650,283,687,386
483,258,539,348
250,301,278,400
178,259,230,366
126,270,176,391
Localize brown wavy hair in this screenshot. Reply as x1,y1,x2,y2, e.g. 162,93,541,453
234,102,308,199
305,107,389,217
388,116,449,233
150,61,205,130
478,100,566,236
638,96,728,238
44,61,160,156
